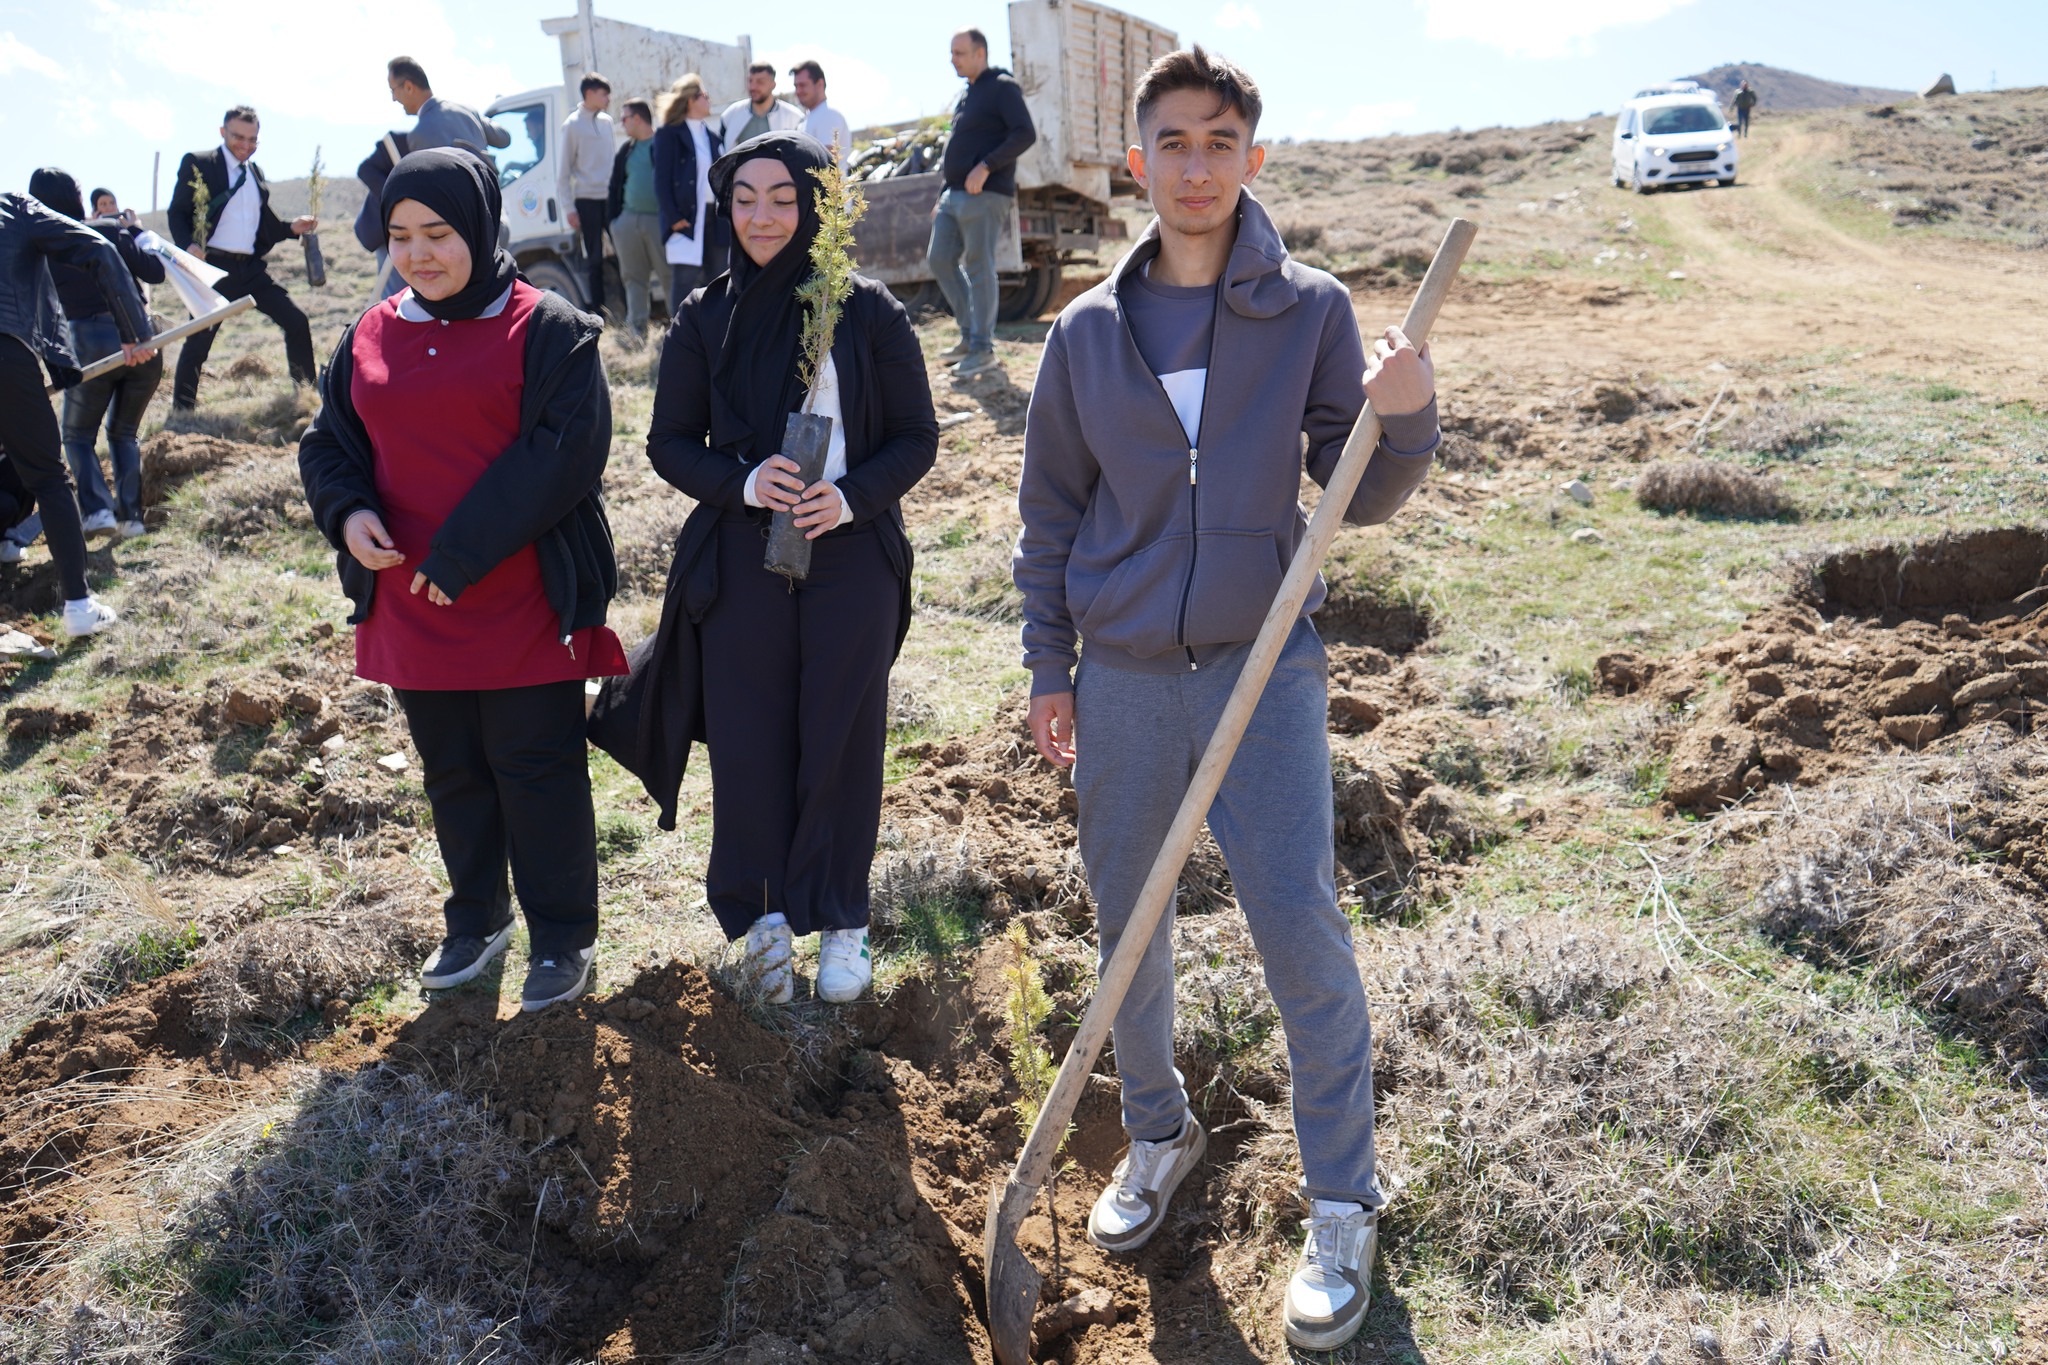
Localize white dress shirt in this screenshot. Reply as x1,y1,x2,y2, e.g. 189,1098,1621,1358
209,144,262,254
802,101,852,175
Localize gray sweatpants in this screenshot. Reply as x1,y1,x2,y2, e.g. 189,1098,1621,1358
1072,617,1382,1208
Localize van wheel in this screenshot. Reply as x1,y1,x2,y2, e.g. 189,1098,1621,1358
524,258,587,309
1632,171,1655,195
1717,175,1738,187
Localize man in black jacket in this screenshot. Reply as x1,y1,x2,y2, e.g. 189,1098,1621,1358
166,104,318,409
926,27,1035,378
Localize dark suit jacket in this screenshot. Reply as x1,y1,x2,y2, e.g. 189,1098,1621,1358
651,121,723,243
167,147,293,256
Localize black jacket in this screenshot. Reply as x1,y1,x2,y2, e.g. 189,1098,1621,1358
50,218,163,322
943,67,1037,197
0,193,151,387
352,133,412,253
652,120,724,242
606,139,632,221
296,286,619,641
587,274,938,828
168,147,293,256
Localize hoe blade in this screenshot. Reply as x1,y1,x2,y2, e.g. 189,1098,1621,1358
982,1176,1044,1365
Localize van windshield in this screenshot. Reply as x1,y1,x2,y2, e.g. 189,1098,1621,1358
1643,105,1725,136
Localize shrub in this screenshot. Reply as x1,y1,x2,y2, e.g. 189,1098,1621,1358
1635,459,1793,520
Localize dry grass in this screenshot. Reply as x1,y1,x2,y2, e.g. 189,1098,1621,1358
191,900,437,1041
0,1066,549,1365
1750,736,2048,1073
1636,459,1794,519
1721,400,1839,459
1809,86,2048,246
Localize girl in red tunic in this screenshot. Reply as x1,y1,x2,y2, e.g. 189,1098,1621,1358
298,149,624,1011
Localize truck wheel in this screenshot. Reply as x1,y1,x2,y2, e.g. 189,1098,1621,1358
890,281,945,317
997,265,1059,323
523,258,586,309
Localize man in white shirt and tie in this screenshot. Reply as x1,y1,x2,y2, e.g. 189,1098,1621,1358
790,61,850,175
166,105,318,409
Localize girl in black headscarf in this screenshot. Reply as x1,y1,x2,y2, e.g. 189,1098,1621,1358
590,132,937,1005
298,148,625,1012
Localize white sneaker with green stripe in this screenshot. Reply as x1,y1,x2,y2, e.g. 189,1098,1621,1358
815,927,872,1002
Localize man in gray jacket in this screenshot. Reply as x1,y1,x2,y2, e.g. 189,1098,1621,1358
1014,46,1439,1353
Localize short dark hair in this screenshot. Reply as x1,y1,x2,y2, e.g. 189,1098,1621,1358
90,187,116,209
1133,45,1261,138
386,56,430,90
580,72,611,95
622,97,653,123
223,104,259,127
748,61,777,78
790,60,825,85
960,28,989,52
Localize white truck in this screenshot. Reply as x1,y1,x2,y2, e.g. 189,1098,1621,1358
485,5,750,306
486,0,1175,321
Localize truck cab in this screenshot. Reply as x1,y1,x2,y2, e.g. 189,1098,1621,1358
485,87,590,302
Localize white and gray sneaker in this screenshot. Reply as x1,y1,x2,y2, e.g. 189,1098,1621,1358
1086,1111,1207,1253
0,540,23,565
743,914,795,1004
60,596,119,637
815,926,872,1002
117,519,148,539
1282,1200,1378,1351
80,509,117,538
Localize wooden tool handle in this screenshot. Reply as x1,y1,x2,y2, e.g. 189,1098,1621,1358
47,296,257,393
1003,217,1477,1196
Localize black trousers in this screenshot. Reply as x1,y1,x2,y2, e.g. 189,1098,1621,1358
668,233,727,310
0,336,91,600
172,250,315,408
575,199,608,312
699,514,900,940
394,681,599,956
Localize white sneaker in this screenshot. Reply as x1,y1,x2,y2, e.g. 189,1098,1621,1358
816,927,872,1002
1283,1200,1378,1351
0,541,20,565
60,596,119,638
117,520,147,539
80,510,117,537
743,915,794,1004
1086,1110,1206,1252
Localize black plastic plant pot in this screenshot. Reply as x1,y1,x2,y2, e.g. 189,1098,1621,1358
302,231,327,288
764,411,835,580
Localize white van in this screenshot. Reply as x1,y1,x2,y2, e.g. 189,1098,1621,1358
1611,92,1737,194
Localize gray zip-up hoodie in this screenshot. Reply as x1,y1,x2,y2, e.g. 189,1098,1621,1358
1015,192,1440,696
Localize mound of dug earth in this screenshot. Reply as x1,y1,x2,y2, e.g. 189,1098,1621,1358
1599,528,2048,808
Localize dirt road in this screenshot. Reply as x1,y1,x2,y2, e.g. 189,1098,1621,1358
1419,123,2048,399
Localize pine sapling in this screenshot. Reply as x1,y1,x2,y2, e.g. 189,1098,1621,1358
302,146,327,286
1001,922,1071,1288
187,165,211,257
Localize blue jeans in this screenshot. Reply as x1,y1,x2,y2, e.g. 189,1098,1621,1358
926,187,1008,354
62,315,162,522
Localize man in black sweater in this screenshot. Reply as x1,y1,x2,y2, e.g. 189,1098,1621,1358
166,104,318,409
926,27,1035,378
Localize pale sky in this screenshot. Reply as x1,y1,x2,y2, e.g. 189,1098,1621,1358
2,0,2041,211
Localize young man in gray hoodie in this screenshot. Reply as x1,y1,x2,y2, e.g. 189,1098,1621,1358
1013,46,1440,1352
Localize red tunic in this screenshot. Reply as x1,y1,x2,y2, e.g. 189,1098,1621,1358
349,281,626,690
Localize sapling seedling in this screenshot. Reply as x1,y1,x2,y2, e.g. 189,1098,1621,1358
302,146,327,286
1000,922,1071,1288
765,140,869,580
187,166,211,257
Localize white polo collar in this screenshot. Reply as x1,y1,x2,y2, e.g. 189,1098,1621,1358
395,282,515,322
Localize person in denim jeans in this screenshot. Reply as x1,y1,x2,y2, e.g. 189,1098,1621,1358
28,168,163,540
64,312,162,535
927,28,1034,377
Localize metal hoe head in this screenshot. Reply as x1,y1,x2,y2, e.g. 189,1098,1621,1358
982,1176,1043,1364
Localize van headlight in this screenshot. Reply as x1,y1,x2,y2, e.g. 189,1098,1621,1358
1648,146,1666,157
1717,142,1732,153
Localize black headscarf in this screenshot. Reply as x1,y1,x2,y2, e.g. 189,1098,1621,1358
27,167,85,221
380,148,520,322
706,131,832,462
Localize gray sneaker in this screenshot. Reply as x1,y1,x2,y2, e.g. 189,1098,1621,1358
420,922,513,990
937,338,972,361
521,947,593,1011
1283,1200,1377,1351
1086,1111,1206,1253
952,350,1002,379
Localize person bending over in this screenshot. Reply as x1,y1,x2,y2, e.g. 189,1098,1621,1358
1013,46,1441,1353
298,149,626,1012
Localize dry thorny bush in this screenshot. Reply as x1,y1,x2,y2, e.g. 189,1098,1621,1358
192,901,439,1042
0,1065,549,1365
1748,734,2048,1073
1636,459,1794,520
1205,912,1851,1316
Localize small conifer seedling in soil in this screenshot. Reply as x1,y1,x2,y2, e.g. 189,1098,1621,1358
1001,922,1072,1287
